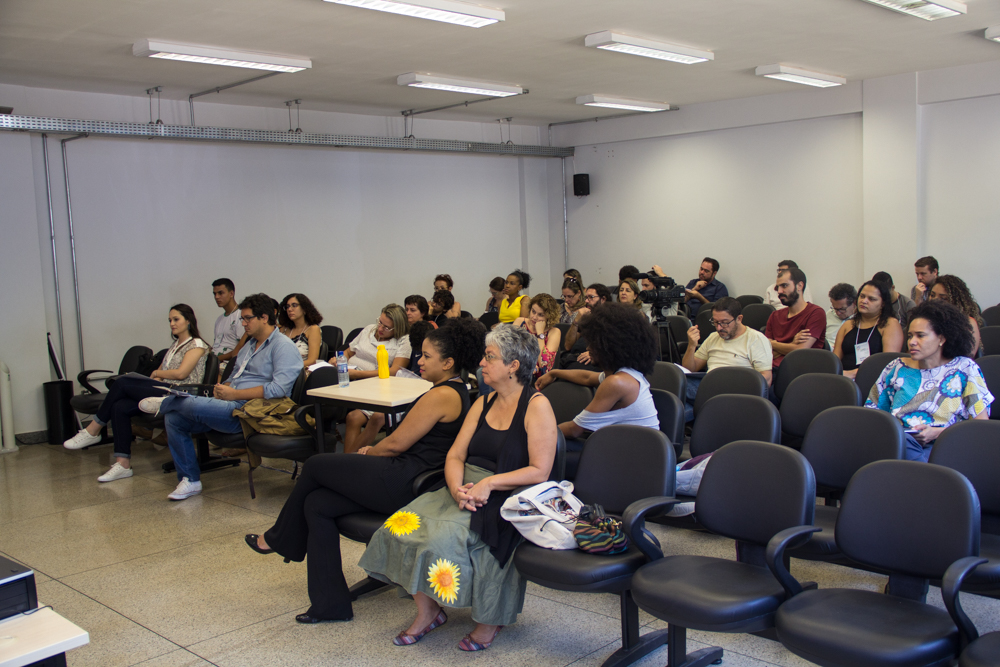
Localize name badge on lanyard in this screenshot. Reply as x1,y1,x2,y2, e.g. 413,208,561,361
854,325,877,365
232,338,266,380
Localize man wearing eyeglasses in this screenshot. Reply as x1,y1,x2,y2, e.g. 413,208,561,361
681,297,773,420
825,283,857,351
158,292,302,501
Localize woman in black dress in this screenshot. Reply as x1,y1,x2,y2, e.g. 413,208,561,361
245,318,486,623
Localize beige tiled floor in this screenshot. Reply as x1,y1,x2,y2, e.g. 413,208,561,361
2,440,998,667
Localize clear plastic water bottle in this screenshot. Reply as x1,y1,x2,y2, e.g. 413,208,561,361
336,351,349,388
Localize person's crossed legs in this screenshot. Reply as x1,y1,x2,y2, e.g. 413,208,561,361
161,395,242,500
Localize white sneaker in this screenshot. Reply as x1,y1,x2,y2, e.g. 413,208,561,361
98,462,133,483
139,396,166,416
168,477,202,501
64,429,102,450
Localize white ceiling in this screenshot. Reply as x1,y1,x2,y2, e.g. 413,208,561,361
2,0,1000,125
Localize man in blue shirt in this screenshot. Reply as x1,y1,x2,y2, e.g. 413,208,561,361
686,257,728,317
159,293,302,501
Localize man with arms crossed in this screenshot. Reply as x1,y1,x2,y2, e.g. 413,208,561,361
765,268,826,369
211,278,244,369
765,260,813,309
157,293,301,501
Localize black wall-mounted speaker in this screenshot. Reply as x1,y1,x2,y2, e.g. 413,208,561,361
573,173,590,196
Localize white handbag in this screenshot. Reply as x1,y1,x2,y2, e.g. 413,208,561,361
500,480,584,550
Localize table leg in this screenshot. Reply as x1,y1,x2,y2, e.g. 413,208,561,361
313,398,326,454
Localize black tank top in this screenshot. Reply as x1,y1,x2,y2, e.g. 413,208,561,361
840,324,885,371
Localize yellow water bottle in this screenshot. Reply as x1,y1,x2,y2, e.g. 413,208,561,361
377,344,389,379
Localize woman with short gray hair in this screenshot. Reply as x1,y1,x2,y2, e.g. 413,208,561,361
359,323,558,652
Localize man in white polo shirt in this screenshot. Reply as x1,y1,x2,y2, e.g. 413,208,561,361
212,278,244,369
681,296,773,420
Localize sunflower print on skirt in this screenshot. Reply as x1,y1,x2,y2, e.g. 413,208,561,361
384,510,421,537
427,558,461,604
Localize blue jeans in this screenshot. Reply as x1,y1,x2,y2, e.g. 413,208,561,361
904,434,932,462
161,395,242,482
684,377,701,423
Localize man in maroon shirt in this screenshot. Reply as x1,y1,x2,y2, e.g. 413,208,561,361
764,267,826,368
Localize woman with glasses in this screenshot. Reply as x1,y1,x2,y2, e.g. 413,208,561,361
359,324,557,652
342,304,412,453
833,280,904,379
929,274,985,356
278,293,323,367
559,277,584,325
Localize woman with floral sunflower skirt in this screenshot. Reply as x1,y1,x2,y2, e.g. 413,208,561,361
359,324,558,651
245,318,486,624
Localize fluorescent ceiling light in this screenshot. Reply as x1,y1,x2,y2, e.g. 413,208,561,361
986,26,1000,42
133,39,311,72
858,0,966,20
575,95,672,112
397,72,522,97
755,64,845,88
325,0,503,27
584,31,713,64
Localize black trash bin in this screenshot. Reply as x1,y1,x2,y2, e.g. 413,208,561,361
43,380,77,444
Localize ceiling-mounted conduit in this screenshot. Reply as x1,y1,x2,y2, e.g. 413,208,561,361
0,115,573,158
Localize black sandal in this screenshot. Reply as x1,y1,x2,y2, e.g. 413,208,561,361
245,534,275,555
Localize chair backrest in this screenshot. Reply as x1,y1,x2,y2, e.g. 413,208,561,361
695,306,715,343
118,345,154,375
288,368,309,404
855,351,908,404
478,311,500,329
930,420,1000,535
696,441,815,547
648,360,687,398
574,425,675,515
650,389,684,459
976,355,1000,420
774,348,843,400
981,326,1000,356
202,352,221,388
982,305,1000,328
689,395,780,457
800,406,904,491
460,310,473,320
317,341,329,363
344,327,363,347
663,315,692,343
779,374,861,440
736,294,764,307
741,303,775,332
693,366,768,416
541,381,593,424
550,430,566,482
837,460,979,580
320,325,344,353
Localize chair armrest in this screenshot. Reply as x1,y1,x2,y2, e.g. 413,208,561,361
623,496,684,561
766,525,821,597
942,556,988,649
412,469,446,496
294,404,317,439
77,369,114,394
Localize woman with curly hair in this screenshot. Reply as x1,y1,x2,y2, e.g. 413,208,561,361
929,274,985,355
434,273,463,319
866,301,993,462
833,280,904,379
559,277,585,325
245,318,487,624
616,277,643,311
512,293,562,381
278,293,323,367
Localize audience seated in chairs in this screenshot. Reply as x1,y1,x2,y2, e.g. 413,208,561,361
512,293,562,382
766,266,827,370
244,318,485,625
562,283,610,369
765,259,813,309
157,294,301,501
278,293,323,368
872,270,915,325
616,277,644,312
498,269,531,323
342,304,412,453
929,274,985,356
483,276,505,315
682,256,728,318
211,278,244,369
824,282,856,350
357,324,557,651
559,277,584,324
403,294,433,327
865,300,993,462
433,274,463,319
832,280,904,379
64,304,209,484
911,254,938,304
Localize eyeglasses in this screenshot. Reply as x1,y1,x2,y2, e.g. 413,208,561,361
484,353,502,363
709,318,735,328
285,303,300,310
376,320,394,332
239,314,258,324
832,306,852,314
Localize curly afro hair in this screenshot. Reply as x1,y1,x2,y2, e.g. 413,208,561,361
907,300,976,359
426,317,487,373
931,275,984,327
577,302,657,375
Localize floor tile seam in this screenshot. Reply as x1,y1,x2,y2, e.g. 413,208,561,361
523,590,620,621
129,647,222,667
181,604,311,651
562,636,629,666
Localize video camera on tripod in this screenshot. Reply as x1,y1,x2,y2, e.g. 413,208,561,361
635,273,686,322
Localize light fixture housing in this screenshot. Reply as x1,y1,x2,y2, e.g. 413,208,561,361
584,31,713,64
755,64,845,88
133,39,311,72
986,26,1000,42
575,95,672,113
397,73,522,97
325,0,503,27
858,0,966,20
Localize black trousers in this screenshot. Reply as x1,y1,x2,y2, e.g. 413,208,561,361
264,453,414,620
94,375,169,458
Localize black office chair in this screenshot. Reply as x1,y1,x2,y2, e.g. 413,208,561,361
342,327,363,350
774,348,843,402
244,367,340,498
661,315,691,358
70,345,154,444
478,311,500,329
976,355,1000,420
648,360,687,399
736,294,764,307
694,306,715,344
854,351,908,404
514,426,675,667
320,326,343,356
628,441,816,667
981,326,1000,357
982,305,1000,328
692,366,768,416
651,389,684,461
789,406,904,565
553,323,572,368
689,395,780,458
778,374,860,449
773,460,981,667
460,310,473,320
317,341,329,364
542,380,595,479
960,630,1000,666
741,303,775,332
929,420,1000,599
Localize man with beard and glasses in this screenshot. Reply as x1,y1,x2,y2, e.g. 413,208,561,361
764,267,826,369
